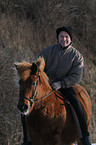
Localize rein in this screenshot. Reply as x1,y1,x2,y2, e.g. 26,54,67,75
35,90,54,103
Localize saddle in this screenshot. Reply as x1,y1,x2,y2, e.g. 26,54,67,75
54,90,70,104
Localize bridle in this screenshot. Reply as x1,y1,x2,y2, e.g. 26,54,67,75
24,75,54,105
24,78,39,103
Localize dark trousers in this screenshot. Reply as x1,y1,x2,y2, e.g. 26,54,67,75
59,87,89,137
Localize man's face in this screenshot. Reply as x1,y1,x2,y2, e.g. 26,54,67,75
58,31,71,48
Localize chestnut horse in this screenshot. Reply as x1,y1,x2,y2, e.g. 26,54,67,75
14,57,91,145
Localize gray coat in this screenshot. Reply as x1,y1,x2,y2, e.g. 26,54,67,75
38,43,84,88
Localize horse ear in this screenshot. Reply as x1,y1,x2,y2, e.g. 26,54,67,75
31,63,38,75
14,62,19,70
14,62,32,80
14,62,22,78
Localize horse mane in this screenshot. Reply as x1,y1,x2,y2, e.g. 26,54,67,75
14,57,46,81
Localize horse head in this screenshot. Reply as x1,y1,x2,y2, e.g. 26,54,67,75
14,57,51,115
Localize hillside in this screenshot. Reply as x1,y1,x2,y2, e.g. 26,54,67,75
0,0,96,144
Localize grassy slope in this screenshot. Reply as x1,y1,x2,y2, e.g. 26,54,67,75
0,0,96,144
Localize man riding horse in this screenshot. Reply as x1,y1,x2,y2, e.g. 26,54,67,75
21,26,91,145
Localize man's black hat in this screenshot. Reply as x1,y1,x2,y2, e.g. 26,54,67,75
56,26,72,40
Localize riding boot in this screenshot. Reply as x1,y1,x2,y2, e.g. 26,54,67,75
81,136,91,145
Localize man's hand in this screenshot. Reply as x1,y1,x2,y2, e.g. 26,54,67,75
51,81,61,91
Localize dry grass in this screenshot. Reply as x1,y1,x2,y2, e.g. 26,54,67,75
0,0,96,144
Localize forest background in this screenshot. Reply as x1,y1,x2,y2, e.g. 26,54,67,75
0,0,96,144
